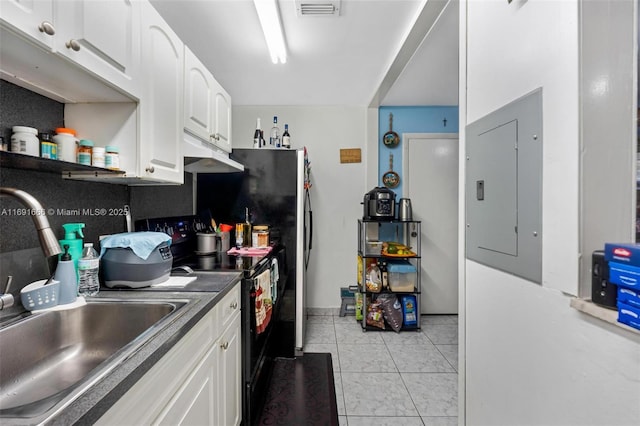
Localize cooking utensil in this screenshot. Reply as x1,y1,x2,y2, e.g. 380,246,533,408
382,113,399,148
382,153,400,188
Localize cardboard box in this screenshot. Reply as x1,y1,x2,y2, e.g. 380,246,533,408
608,262,640,290
617,301,640,331
618,287,640,309
604,243,640,266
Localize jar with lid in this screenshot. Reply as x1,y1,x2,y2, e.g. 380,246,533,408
252,225,269,248
92,146,105,168
53,128,78,163
105,145,120,170
77,139,93,165
11,126,39,157
39,132,57,160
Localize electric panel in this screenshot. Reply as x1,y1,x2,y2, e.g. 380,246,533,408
465,88,543,284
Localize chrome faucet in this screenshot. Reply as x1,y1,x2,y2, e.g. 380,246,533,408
0,187,62,309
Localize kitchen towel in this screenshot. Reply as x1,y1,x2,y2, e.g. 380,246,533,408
100,232,171,260
227,246,273,256
255,268,272,335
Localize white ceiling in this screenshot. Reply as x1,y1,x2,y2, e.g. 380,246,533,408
149,0,458,107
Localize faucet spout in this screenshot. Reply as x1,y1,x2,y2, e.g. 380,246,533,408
0,187,62,258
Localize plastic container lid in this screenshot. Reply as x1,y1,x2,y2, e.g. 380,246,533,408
387,261,417,273
254,225,269,231
105,145,119,153
12,126,37,134
92,147,105,153
55,127,77,136
79,139,94,147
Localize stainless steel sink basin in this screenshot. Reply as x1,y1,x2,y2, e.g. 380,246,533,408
0,298,188,419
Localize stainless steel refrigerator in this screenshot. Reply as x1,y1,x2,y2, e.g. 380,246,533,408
196,147,312,355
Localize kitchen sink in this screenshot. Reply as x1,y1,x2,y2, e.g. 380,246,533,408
0,298,188,419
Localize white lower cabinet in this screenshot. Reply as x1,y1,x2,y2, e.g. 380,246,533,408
96,284,241,426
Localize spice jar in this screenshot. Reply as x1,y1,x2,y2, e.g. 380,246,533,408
39,132,57,159
92,146,105,168
11,126,39,157
252,225,269,248
77,139,93,165
54,128,78,163
105,145,120,170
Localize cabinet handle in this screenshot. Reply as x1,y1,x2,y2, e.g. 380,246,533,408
65,39,81,52
145,166,155,173
210,133,219,141
230,301,238,310
38,21,55,36
220,341,229,350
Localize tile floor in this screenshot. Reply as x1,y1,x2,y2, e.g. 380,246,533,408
304,313,459,426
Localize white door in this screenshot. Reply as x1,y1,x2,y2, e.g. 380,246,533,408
403,133,459,314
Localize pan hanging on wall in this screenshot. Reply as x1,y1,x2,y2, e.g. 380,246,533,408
382,153,400,188
382,113,399,148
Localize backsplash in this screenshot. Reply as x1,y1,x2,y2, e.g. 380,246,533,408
0,80,194,312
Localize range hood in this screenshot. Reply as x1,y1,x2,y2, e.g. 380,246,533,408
183,132,244,174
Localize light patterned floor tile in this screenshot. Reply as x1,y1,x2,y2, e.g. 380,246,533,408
335,323,384,344
436,344,458,372
346,415,425,426
307,314,335,324
381,329,434,346
421,314,457,325
341,372,418,417
387,344,455,373
305,322,337,344
402,372,458,417
422,416,458,426
333,371,346,416
339,343,397,373
422,324,458,345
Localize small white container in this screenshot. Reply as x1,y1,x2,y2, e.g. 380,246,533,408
92,146,105,168
11,126,39,157
54,128,78,163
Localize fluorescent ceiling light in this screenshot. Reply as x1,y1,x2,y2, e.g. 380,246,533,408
253,0,287,64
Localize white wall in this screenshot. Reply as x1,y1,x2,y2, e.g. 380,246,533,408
233,106,370,309
462,1,640,425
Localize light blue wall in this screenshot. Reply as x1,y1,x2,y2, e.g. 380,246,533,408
377,106,459,198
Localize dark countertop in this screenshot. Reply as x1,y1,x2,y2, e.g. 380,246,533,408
1,271,242,426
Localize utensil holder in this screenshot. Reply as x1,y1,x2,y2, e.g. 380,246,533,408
21,279,60,311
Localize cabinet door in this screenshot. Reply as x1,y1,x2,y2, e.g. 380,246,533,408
217,313,241,426
0,0,55,49
54,0,139,97
155,345,218,426
184,47,214,142
213,80,232,153
139,1,184,184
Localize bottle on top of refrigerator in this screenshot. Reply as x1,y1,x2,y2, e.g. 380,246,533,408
270,116,280,148
253,118,262,149
282,124,291,149
78,243,100,296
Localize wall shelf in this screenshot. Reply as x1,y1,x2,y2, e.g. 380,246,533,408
1,151,125,178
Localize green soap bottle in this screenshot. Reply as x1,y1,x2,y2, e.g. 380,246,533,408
59,223,85,276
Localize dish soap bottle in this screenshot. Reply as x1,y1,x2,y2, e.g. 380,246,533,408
55,244,78,305
59,223,85,278
78,243,100,296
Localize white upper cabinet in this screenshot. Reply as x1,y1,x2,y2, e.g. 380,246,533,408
213,82,232,153
54,0,140,98
138,0,184,184
0,0,56,49
0,0,139,99
184,47,232,153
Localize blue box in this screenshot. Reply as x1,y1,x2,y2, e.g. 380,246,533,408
608,262,640,290
618,287,640,309
617,301,640,331
604,243,640,266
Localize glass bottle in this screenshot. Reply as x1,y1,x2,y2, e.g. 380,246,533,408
270,116,280,148
282,124,291,149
